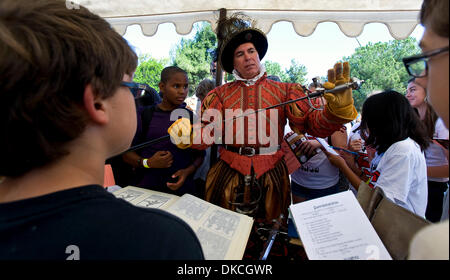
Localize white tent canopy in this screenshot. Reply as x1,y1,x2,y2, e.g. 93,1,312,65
78,0,423,39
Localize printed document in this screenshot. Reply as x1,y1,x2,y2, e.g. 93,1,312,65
290,191,391,260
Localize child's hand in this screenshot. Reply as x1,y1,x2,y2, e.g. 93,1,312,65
298,140,320,157
149,151,173,168
348,139,363,152
166,169,189,191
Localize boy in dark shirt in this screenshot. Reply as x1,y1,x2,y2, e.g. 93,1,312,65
123,67,205,196
0,0,203,260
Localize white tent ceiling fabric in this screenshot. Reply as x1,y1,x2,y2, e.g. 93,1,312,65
78,0,423,39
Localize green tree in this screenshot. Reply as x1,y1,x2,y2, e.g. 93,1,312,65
285,59,308,85
172,23,217,96
263,59,307,84
133,55,168,90
264,60,288,82
343,37,420,111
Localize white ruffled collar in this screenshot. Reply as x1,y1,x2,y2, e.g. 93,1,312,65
232,64,266,86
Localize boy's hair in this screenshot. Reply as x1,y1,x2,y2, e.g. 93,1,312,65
195,79,215,100
359,90,429,153
0,0,138,177
420,0,449,38
160,66,187,84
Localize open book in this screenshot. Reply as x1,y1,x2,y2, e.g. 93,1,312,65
112,186,254,260
289,191,392,260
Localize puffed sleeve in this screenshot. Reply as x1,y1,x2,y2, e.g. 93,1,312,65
285,83,347,138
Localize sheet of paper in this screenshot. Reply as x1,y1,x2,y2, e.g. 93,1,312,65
315,137,339,155
289,191,392,260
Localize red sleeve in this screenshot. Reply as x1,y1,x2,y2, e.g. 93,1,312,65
285,83,346,138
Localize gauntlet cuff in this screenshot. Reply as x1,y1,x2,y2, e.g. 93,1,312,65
326,103,358,122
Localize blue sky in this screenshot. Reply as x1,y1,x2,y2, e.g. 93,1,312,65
123,21,424,82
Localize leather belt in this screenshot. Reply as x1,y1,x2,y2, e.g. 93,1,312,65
224,145,281,157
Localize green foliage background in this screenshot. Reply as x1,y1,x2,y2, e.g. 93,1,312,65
263,59,308,84
172,23,217,96
133,55,168,90
132,23,420,109
342,37,420,111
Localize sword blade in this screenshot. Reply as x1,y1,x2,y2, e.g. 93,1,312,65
122,80,363,153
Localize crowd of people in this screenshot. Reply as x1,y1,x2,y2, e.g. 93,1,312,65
0,0,447,260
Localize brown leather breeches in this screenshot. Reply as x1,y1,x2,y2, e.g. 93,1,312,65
205,159,290,222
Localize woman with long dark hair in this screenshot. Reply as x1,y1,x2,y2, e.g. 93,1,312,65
324,90,430,217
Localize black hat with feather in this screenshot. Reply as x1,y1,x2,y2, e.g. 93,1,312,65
216,13,268,74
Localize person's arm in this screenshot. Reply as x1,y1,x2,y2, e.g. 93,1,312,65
286,63,357,139
286,86,343,139
123,151,173,169
331,129,369,181
427,121,449,177
427,165,449,178
191,149,205,169
343,152,369,181
122,151,142,168
322,148,363,190
331,127,348,149
427,139,449,177
338,160,364,190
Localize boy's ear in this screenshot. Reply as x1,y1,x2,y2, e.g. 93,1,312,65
83,84,108,125
158,81,164,95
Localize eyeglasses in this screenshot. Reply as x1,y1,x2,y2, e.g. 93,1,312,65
120,81,147,97
403,46,449,78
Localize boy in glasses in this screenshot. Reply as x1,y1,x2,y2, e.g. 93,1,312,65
408,0,449,260
0,0,203,260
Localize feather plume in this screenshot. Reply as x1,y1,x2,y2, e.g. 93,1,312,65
215,12,257,44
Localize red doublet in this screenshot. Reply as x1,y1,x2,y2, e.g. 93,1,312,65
194,74,347,178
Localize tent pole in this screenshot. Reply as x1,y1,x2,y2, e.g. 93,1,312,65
215,8,226,87
210,8,226,167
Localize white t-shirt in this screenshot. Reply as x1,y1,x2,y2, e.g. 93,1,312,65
425,118,449,182
291,137,340,189
368,138,428,218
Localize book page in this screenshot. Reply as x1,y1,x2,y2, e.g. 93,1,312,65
289,191,391,260
166,194,253,260
112,186,179,210
113,186,253,260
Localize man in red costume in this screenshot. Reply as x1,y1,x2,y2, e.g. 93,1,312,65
169,14,357,223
